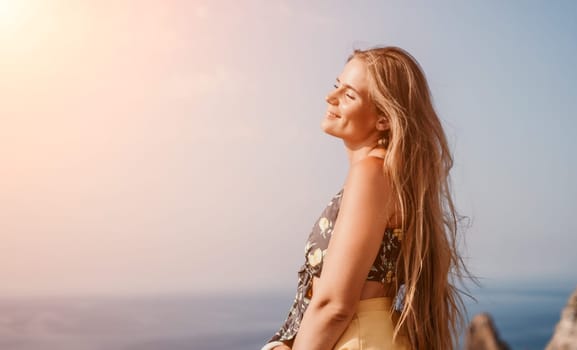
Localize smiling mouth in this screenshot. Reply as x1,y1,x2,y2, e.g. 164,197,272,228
327,111,341,118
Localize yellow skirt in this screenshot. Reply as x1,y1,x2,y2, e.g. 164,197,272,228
332,297,411,350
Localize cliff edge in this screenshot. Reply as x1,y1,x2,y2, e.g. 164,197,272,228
464,312,510,350
546,286,577,350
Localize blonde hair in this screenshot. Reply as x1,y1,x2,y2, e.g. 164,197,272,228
349,46,471,349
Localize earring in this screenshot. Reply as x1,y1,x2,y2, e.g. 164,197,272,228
377,137,388,148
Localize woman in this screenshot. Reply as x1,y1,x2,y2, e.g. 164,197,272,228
261,46,469,350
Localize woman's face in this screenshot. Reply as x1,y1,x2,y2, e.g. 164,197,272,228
321,58,381,146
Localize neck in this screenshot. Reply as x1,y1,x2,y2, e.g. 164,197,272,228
344,142,387,166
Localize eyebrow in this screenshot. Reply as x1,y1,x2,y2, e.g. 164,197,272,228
336,78,361,95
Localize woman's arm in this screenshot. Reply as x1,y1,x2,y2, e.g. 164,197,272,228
260,341,291,350
292,157,395,350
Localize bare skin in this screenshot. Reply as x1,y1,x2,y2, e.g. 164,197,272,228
313,150,401,301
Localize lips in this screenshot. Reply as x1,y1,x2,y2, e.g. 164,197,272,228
327,111,341,119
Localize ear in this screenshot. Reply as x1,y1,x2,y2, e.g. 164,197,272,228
375,116,389,131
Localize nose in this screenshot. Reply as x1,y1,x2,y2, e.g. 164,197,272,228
325,89,338,105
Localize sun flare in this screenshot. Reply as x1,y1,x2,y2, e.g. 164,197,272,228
0,0,32,33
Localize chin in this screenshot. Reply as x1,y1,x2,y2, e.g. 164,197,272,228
320,119,333,134
320,121,341,138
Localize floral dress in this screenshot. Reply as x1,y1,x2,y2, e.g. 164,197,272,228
266,189,403,343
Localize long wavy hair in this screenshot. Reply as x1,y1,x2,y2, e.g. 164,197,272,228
348,46,471,350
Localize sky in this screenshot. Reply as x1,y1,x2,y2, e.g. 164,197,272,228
0,0,576,297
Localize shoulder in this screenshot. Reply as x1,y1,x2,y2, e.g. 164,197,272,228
338,156,393,220
345,156,388,191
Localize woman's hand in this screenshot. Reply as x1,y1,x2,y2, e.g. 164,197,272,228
272,345,291,350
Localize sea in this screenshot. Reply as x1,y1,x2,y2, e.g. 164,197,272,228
0,281,574,350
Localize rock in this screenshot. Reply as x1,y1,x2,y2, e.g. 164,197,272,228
464,313,510,350
546,286,577,350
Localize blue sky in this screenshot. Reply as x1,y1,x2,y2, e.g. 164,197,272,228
0,0,575,296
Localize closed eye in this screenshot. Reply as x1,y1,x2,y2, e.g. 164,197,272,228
333,84,356,100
